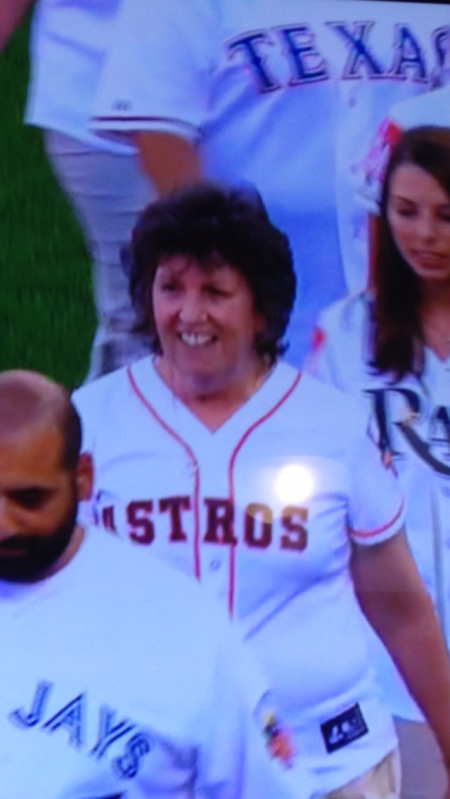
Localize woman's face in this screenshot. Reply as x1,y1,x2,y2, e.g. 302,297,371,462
387,162,450,285
152,255,265,391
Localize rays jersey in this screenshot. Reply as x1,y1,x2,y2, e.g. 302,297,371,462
307,292,450,722
73,358,405,791
92,0,450,351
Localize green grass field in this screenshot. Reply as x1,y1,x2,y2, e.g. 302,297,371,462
1,19,96,388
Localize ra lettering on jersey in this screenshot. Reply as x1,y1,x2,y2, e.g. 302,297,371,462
9,682,153,780
365,388,450,477
99,494,309,552
227,21,449,93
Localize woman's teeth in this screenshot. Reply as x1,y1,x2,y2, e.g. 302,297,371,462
180,332,214,347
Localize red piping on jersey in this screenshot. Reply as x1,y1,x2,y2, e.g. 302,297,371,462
351,496,405,540
127,366,202,580
227,371,302,617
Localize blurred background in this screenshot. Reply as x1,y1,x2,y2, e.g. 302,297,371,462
1,15,95,387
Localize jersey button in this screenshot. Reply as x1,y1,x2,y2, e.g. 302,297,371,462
210,559,221,571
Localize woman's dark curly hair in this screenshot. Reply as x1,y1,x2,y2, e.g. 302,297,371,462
126,182,296,365
373,125,450,379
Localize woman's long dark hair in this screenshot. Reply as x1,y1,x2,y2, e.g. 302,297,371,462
372,125,450,379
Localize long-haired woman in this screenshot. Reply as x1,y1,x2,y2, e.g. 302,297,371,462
307,125,450,798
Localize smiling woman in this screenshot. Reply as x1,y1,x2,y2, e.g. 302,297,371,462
74,182,450,798
127,184,295,428
152,256,267,421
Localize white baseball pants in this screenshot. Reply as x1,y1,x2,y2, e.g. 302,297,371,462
45,130,155,381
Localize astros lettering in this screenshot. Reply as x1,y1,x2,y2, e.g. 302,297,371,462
100,495,308,552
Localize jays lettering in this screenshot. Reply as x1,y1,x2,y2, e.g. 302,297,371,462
227,22,449,92
365,388,450,476
9,682,153,780
100,496,309,551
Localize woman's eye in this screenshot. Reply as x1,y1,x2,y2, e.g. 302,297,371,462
206,286,228,297
395,206,416,217
161,282,178,292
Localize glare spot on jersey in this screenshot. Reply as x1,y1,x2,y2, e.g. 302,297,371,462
274,464,314,504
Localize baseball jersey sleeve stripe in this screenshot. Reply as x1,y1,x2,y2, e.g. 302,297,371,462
92,115,199,133
351,496,405,543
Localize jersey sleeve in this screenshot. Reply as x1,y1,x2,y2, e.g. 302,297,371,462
347,415,405,547
71,382,107,528
198,626,317,799
92,0,219,143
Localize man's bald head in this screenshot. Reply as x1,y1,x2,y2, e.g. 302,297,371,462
0,371,82,470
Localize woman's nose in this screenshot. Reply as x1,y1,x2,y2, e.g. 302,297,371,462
416,210,438,241
178,291,207,323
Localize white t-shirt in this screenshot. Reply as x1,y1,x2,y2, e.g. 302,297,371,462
306,292,450,722
73,358,404,791
25,0,135,152
0,527,312,799
92,0,450,355
357,83,450,214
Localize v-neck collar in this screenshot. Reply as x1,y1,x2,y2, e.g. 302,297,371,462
127,357,301,451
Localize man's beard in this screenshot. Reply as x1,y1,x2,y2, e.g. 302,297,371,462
0,496,79,582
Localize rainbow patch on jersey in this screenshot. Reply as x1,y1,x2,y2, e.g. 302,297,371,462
255,695,296,769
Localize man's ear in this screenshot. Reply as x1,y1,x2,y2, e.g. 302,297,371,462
76,452,94,501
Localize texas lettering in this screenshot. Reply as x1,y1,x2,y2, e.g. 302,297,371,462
227,21,449,91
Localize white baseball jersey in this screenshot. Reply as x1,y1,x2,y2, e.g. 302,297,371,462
73,358,404,791
92,0,450,352
25,0,134,152
0,527,312,799
306,292,450,722
357,83,450,214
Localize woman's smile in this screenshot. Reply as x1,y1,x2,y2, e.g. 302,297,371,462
152,255,265,396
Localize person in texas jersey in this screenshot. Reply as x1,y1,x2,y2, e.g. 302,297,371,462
0,0,156,380
74,183,450,798
0,369,311,799
306,126,450,797
91,0,450,362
